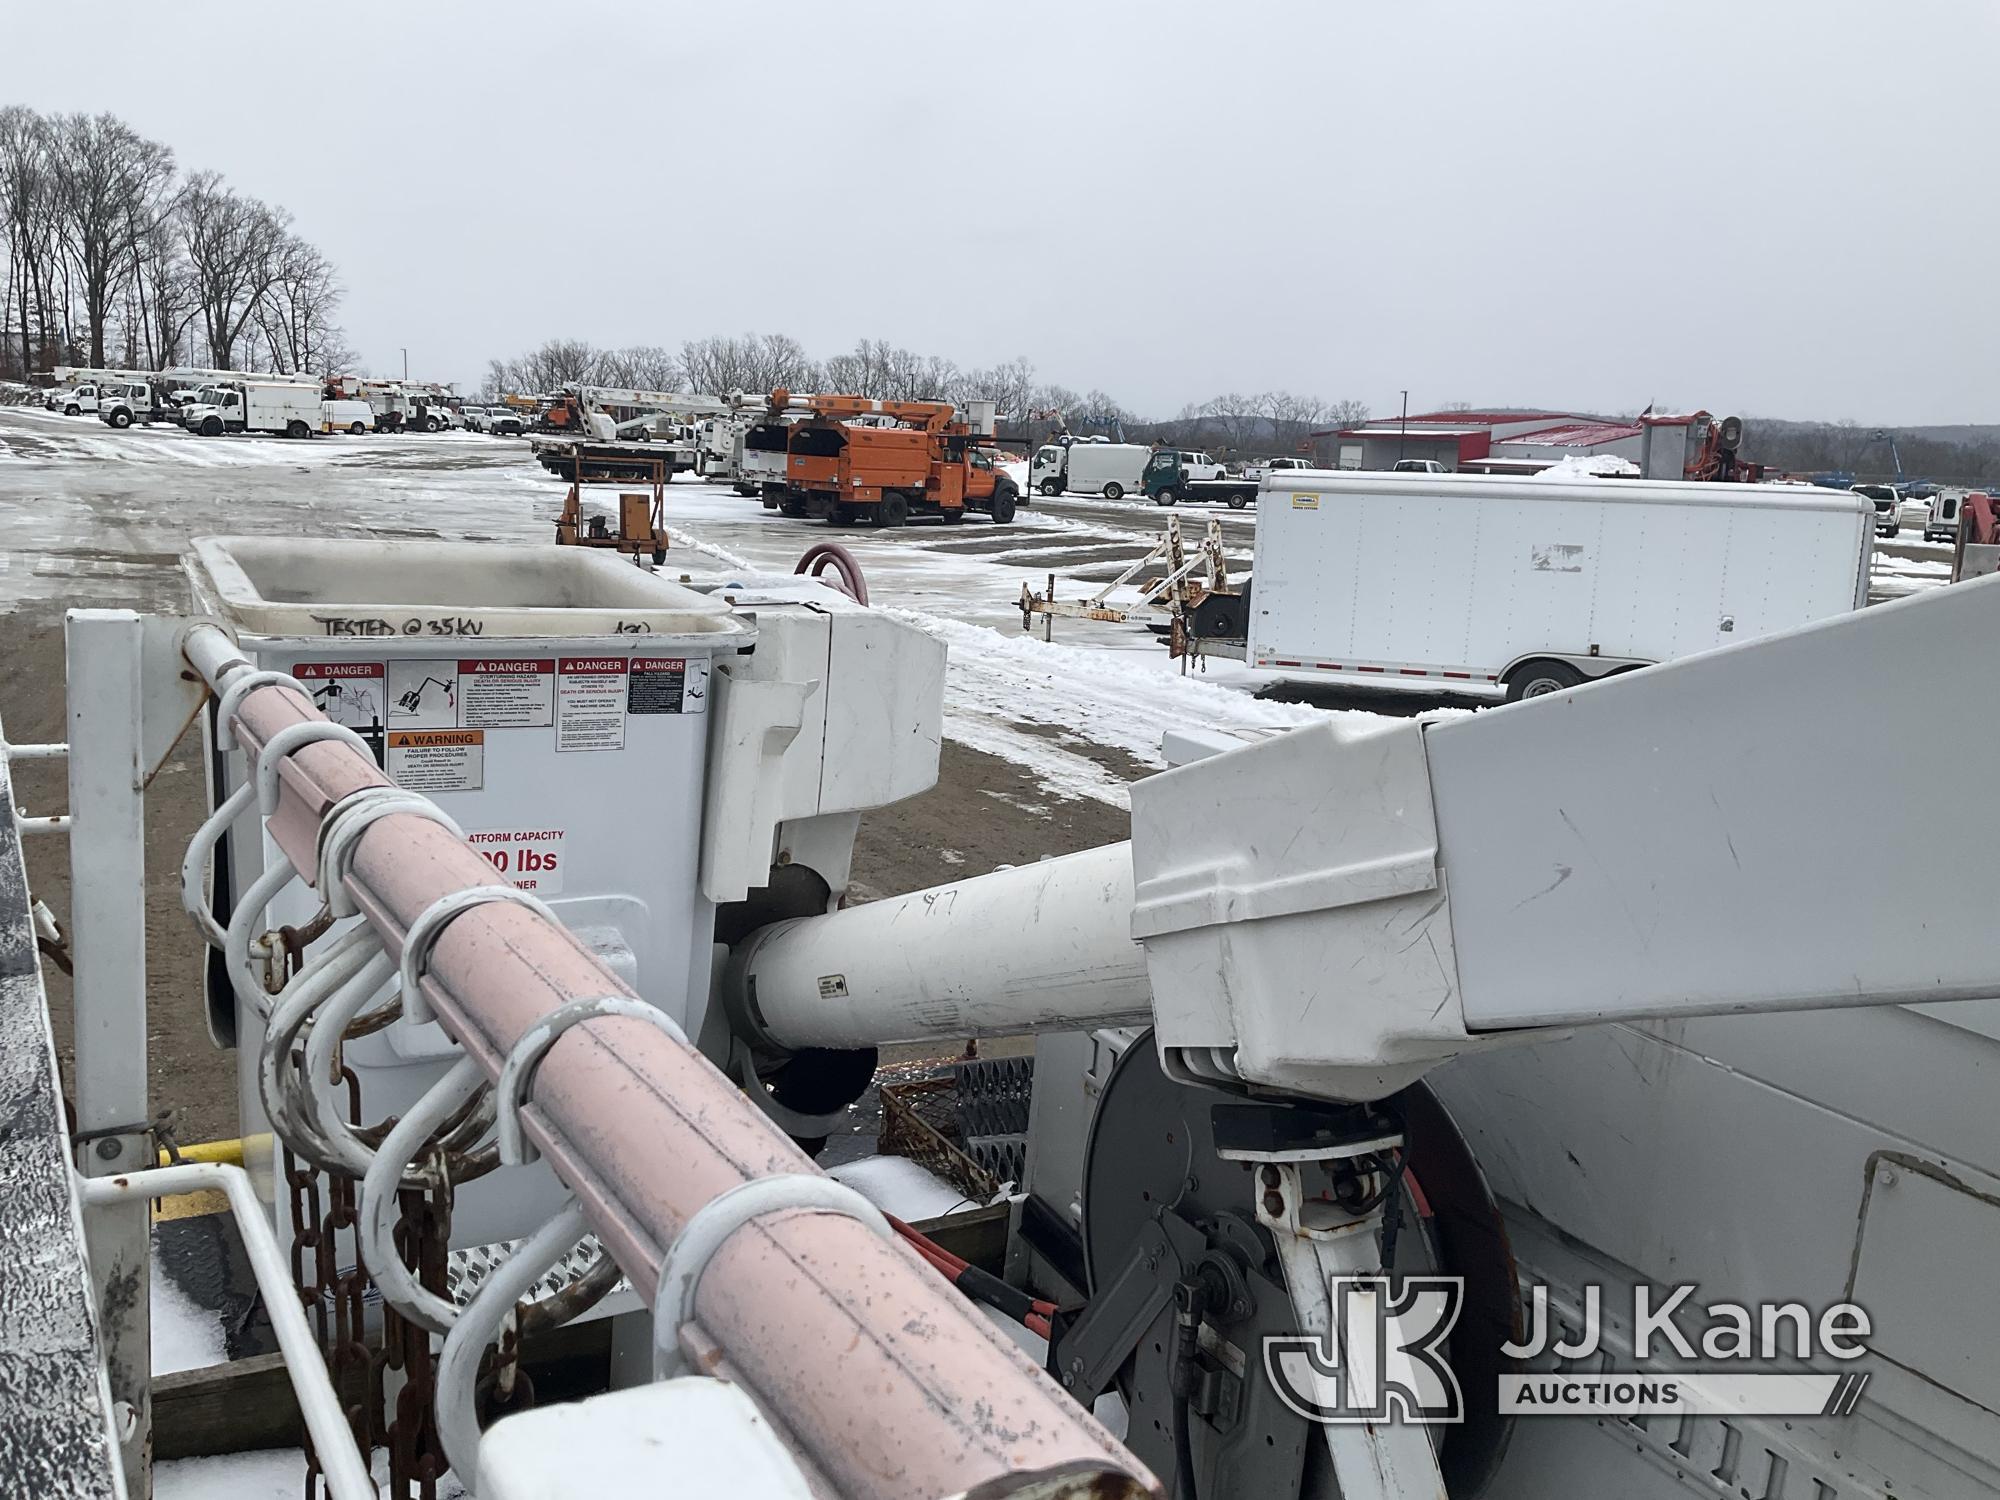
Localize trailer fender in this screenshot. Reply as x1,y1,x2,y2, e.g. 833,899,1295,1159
1499,651,1650,701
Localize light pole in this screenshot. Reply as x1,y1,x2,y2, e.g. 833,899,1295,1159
401,347,408,383
1398,389,1409,464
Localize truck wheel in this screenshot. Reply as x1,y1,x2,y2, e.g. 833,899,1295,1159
286,420,310,439
1227,493,1248,509
201,416,223,437
1103,482,1125,500
1154,487,1179,506
990,489,1017,525
350,422,366,435
424,416,441,433
109,409,132,429
1503,660,1584,702
64,404,79,416
877,492,910,528
1039,478,1062,498
780,495,808,518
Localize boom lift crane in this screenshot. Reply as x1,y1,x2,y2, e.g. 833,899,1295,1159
762,388,1019,526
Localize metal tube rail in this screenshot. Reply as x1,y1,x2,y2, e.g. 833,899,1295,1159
732,845,1152,1052
180,624,1154,1500
78,1163,376,1500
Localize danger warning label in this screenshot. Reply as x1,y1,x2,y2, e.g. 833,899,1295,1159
387,729,484,793
556,657,627,752
627,657,710,715
458,658,555,728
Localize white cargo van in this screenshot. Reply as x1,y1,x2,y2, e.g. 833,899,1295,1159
1029,440,1152,499
182,380,325,438
1237,471,1873,700
322,399,375,435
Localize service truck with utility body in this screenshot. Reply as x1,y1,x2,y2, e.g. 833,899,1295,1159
1191,470,1873,700
1028,439,1151,499
181,380,326,438
1141,449,1261,508
766,392,1017,526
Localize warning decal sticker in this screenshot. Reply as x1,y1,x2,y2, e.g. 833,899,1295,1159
386,729,484,793
294,661,386,732
556,657,628,752
627,657,710,716
387,660,460,730
465,827,565,893
458,658,555,728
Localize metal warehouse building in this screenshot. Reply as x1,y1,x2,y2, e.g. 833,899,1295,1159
1316,409,1702,473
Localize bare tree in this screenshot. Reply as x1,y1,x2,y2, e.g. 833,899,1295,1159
254,234,348,374
681,332,817,396
0,108,62,376
594,345,679,390
179,172,290,369
45,112,175,367
1266,391,1331,455
1202,392,1271,455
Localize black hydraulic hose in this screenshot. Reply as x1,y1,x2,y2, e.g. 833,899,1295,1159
1169,1278,1209,1498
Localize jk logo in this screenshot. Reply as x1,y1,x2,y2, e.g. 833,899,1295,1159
1263,1276,1465,1425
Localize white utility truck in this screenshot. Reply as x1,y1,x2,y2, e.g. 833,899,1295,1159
1029,439,1153,499
1229,470,1874,699
182,380,326,438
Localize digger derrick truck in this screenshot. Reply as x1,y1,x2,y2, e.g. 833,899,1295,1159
763,389,1019,526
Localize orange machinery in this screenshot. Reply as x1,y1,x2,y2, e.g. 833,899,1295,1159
764,389,1018,527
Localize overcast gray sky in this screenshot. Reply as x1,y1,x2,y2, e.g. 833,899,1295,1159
11,0,1995,424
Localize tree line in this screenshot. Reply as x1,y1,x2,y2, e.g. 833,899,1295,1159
484,333,1373,457
0,106,350,381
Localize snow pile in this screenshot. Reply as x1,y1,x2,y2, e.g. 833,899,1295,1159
157,1448,466,1499
828,1154,974,1219
1539,453,1641,480
152,1255,227,1375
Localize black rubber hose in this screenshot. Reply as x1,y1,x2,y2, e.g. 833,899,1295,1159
1169,1278,1209,1498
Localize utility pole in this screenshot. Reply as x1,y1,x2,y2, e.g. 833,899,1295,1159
1398,389,1409,464
401,347,408,382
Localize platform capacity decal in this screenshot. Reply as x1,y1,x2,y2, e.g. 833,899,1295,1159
386,729,484,794
464,826,566,894
556,657,627,752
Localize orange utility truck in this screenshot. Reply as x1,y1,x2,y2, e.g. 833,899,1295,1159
763,390,1018,526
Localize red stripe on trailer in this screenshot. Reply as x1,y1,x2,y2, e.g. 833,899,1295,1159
1316,662,1341,671
1273,659,1302,667
1399,668,1427,677
1357,666,1384,674
1442,671,1472,680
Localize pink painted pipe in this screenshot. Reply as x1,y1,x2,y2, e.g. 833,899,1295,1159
207,647,1157,1500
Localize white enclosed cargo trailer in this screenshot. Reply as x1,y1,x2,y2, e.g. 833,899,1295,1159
1243,471,1874,699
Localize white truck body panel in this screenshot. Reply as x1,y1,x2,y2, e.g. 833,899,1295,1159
322,398,374,433
1032,441,1151,497
1246,472,1874,695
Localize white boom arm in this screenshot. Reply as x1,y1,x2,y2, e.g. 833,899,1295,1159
738,574,2000,1102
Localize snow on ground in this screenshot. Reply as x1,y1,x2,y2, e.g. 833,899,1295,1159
156,1447,466,1500
152,1250,227,1375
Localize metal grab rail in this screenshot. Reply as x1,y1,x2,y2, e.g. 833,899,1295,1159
78,1164,376,1500
180,620,1156,1500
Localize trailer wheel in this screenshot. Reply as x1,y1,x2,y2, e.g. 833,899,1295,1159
1154,487,1179,506
876,492,910,528
1503,660,1583,702
109,409,132,429
200,416,223,437
1103,481,1125,500
1227,493,1248,509
1039,478,1062,497
990,488,1017,525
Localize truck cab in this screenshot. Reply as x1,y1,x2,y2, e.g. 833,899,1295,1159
1391,458,1448,474
182,387,244,436
1852,482,1902,538
58,383,99,416
1174,449,1224,481
95,381,159,429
